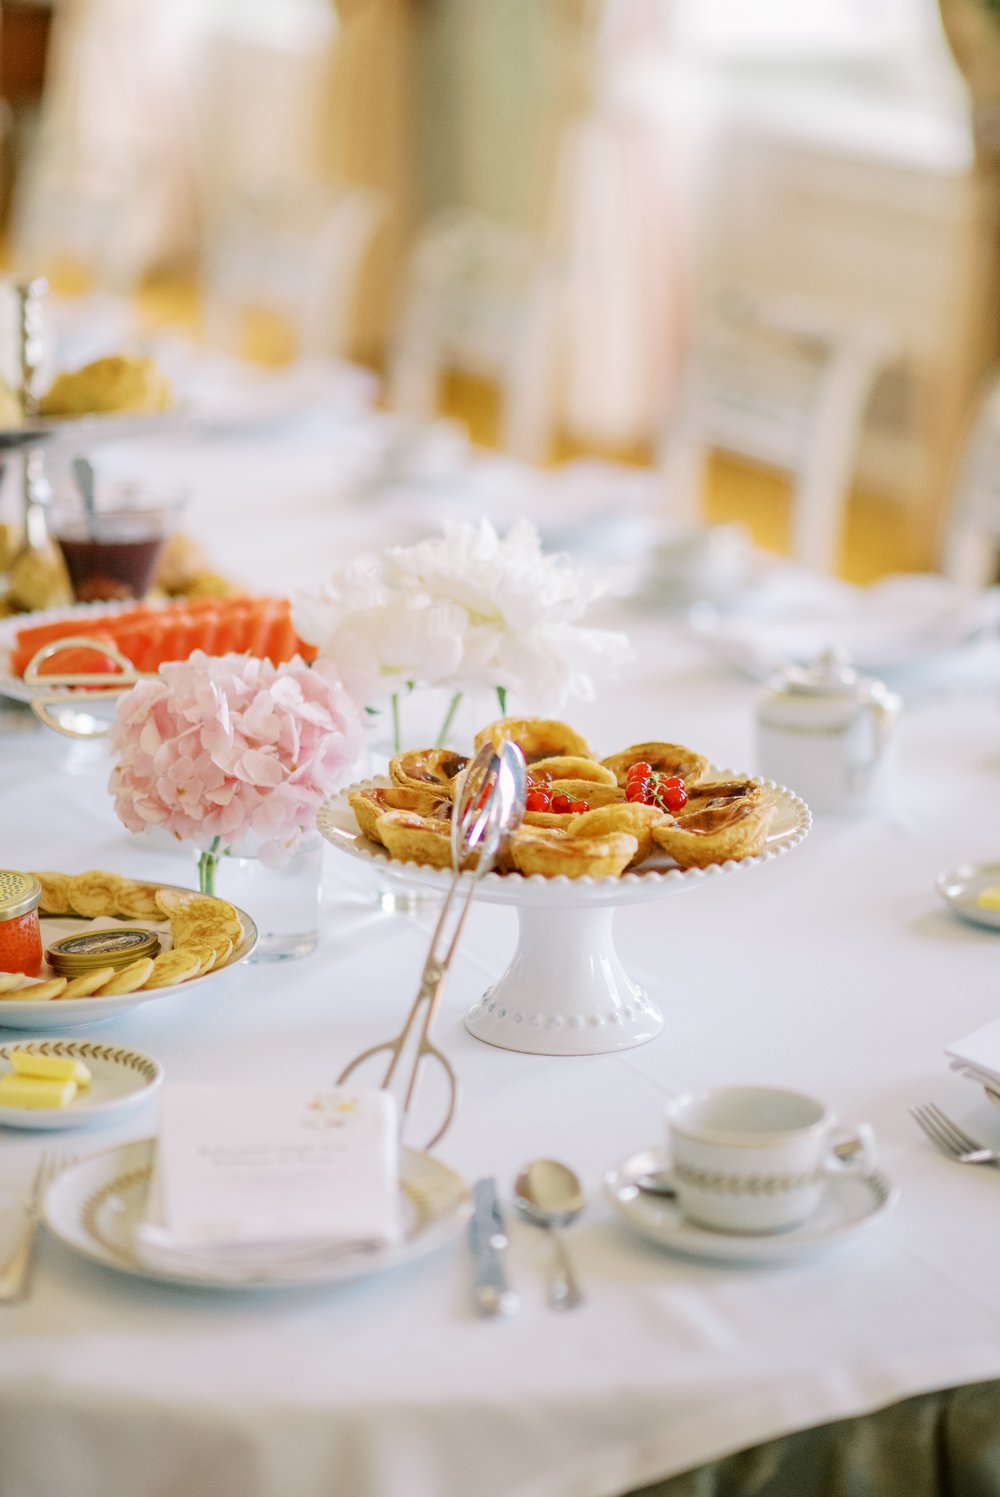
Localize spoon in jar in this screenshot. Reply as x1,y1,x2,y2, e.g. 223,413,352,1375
514,1159,586,1311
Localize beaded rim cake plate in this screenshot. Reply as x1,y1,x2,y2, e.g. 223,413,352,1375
317,774,810,1057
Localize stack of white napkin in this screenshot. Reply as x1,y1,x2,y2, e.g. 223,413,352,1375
945,1018,1000,1096
690,572,1000,680
135,1083,402,1283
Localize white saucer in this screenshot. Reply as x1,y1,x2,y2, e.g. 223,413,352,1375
604,1148,897,1266
937,864,1000,933
0,1040,162,1130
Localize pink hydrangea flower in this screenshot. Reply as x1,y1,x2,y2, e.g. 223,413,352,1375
109,652,362,864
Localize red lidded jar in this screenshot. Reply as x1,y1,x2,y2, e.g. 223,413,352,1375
0,870,43,977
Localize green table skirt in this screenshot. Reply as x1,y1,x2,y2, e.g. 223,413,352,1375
627,1381,1000,1497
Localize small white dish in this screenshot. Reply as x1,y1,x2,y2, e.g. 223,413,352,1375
604,1147,897,1265
937,863,1000,933
0,1040,162,1130
43,1139,471,1291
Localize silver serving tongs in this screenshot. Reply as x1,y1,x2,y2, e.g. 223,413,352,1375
336,740,527,1150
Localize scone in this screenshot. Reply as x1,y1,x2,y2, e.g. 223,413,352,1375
40,355,171,417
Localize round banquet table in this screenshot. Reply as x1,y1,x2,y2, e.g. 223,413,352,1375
1,401,1000,1497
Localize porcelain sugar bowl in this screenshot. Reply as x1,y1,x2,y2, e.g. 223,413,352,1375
755,650,901,814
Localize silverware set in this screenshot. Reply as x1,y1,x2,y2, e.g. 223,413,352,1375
470,1163,586,1317
0,1150,72,1304
910,1103,1000,1167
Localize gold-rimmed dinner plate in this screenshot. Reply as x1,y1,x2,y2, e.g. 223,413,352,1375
937,863,1000,933
43,1141,471,1291
0,1040,162,1130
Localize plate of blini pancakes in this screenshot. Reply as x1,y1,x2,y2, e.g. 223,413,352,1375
0,872,258,1030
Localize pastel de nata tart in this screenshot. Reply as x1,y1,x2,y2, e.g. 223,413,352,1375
527,756,616,786
388,749,469,796
510,827,638,880
474,716,593,763
567,802,667,867
601,742,710,788
547,778,624,809
651,797,775,869
349,785,450,845
376,809,453,870
681,778,764,814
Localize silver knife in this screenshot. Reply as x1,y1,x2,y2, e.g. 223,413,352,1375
469,1176,519,1318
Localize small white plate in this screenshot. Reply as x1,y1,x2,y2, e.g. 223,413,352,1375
604,1148,897,1266
43,1140,471,1291
937,863,1000,933
0,1040,162,1130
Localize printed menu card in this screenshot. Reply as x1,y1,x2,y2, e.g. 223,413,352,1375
140,1083,402,1252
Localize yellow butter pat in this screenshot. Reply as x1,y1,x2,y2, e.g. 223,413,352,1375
0,1074,77,1109
976,882,1000,912
9,1050,91,1087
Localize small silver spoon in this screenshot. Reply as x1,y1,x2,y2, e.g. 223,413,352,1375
514,1159,586,1311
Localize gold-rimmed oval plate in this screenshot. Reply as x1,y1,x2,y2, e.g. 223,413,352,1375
0,1040,163,1130
43,1141,471,1291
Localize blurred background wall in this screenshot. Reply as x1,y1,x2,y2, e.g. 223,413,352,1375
0,0,997,575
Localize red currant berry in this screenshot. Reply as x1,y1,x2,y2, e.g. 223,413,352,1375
568,798,589,814
627,761,652,781
550,793,574,814
660,776,683,789
661,785,688,813
525,789,551,813
625,783,645,802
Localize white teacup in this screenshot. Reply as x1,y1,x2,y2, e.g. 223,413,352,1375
665,1086,875,1235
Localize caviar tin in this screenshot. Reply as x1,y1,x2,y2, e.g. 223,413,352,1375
47,928,161,975
0,871,42,922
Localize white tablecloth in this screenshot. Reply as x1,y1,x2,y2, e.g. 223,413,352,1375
1,388,1000,1497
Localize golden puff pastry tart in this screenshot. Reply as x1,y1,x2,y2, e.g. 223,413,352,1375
388,748,469,796
681,778,763,814
651,798,775,869
474,716,593,763
511,828,638,880
528,755,616,785
547,779,624,808
349,785,450,845
376,810,454,869
601,742,710,788
566,803,667,867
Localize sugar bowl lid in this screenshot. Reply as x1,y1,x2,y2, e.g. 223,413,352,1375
772,648,864,698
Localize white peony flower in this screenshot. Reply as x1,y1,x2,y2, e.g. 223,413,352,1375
385,519,631,710
292,560,466,707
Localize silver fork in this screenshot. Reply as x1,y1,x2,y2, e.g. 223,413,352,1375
910,1104,1000,1167
0,1152,71,1303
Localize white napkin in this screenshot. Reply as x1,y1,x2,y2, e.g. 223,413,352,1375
945,1017,1000,1092
690,573,1000,679
134,1083,402,1282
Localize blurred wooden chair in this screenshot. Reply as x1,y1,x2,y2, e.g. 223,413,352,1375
387,209,564,464
199,184,385,360
940,373,1000,587
660,291,893,574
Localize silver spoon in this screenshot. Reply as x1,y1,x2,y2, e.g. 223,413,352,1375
514,1159,586,1311
72,456,98,539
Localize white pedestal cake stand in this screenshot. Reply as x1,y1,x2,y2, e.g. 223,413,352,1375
317,779,810,1057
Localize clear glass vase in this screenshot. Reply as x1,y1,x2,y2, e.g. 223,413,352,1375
196,835,323,962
